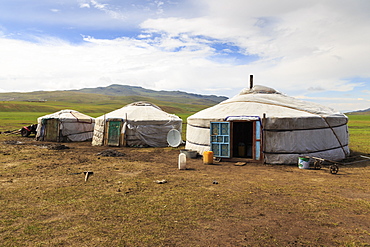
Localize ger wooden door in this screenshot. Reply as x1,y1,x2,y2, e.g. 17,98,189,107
44,119,59,142
107,120,122,146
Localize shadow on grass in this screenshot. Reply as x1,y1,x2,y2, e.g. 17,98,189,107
343,150,370,168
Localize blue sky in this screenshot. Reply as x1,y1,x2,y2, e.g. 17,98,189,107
0,0,369,112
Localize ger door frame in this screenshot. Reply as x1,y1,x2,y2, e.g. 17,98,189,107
211,116,263,162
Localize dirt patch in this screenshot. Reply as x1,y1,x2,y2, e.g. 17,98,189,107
3,140,25,145
45,144,70,150
96,149,126,157
1,136,370,246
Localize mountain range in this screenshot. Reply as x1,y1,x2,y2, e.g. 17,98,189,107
0,84,227,104
346,108,370,115
1,84,368,114
71,84,228,104
0,84,228,115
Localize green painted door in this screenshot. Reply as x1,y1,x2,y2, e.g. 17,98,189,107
107,120,121,146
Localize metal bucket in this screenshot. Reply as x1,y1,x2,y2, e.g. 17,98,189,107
180,149,197,159
298,156,310,169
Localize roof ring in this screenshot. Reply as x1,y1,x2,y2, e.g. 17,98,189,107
126,101,162,110
239,85,279,95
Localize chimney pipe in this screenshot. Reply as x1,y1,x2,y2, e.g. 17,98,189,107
250,75,253,89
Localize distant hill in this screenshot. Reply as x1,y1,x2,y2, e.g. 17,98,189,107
346,108,370,115
71,84,228,104
0,84,228,115
0,84,227,105
72,84,228,104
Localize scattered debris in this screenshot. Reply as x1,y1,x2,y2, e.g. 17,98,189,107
214,157,222,163
234,162,246,166
69,172,84,175
4,140,24,145
96,149,125,157
84,171,94,182
2,129,21,135
124,188,134,194
155,179,167,184
68,171,93,182
360,155,370,160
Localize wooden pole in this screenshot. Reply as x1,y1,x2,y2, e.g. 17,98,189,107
250,74,254,89
262,113,266,164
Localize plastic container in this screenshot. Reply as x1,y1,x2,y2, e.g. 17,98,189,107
238,143,245,156
203,151,213,165
298,156,310,169
178,153,186,170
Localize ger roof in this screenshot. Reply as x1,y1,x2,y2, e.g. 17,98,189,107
188,85,343,119
97,101,181,122
38,109,95,122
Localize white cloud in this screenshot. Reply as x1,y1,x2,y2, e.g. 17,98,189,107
88,0,126,20
295,95,370,113
90,0,107,10
139,1,370,94
0,35,228,93
0,0,370,112
79,3,90,8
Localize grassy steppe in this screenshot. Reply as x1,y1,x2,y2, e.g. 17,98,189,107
0,98,203,131
0,129,369,246
346,114,370,154
1,103,370,246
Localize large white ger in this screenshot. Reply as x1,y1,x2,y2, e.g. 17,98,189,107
185,85,349,164
36,110,95,142
92,102,182,147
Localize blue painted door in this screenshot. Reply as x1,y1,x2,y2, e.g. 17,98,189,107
210,122,231,158
255,121,262,160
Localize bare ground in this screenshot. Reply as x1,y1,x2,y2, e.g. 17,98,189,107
1,135,370,246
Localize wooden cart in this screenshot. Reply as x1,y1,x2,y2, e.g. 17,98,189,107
311,155,370,175
311,157,340,174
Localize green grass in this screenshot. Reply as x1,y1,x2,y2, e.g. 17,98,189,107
0,90,213,115
0,97,200,132
0,112,105,131
0,112,47,131
0,113,370,246
1,141,369,246
0,100,113,113
347,115,370,154
0,89,211,133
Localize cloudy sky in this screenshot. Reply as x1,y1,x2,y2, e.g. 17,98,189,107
0,0,369,112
